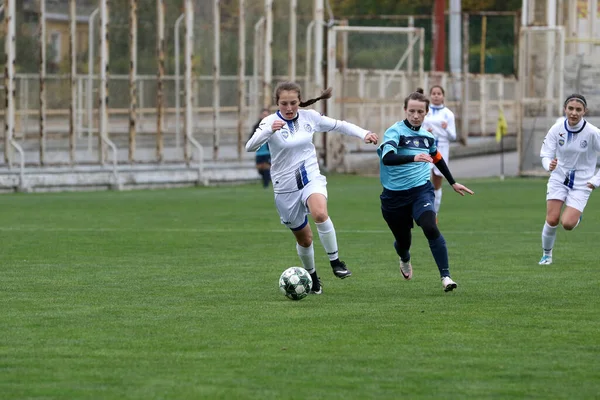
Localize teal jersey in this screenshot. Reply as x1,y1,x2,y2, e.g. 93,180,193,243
377,120,437,191
256,142,270,156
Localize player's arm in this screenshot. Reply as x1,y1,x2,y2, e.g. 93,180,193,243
245,118,273,152
431,150,456,185
587,128,600,188
540,127,558,171
314,111,372,140
444,112,457,141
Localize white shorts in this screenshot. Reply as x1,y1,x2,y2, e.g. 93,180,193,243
274,175,328,230
546,178,592,212
431,142,450,177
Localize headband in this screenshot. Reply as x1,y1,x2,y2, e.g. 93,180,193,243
564,95,587,108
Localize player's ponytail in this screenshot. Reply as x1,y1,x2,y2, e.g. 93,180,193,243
273,82,333,108
404,88,430,110
299,87,332,107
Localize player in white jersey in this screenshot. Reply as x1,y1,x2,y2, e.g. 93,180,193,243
246,82,379,294
538,93,600,265
422,85,457,217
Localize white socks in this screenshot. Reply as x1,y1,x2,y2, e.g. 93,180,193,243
296,243,315,274
434,188,442,214
316,218,339,261
541,221,557,256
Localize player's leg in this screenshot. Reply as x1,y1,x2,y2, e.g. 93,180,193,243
275,192,321,293
540,181,567,265
413,184,456,291
306,191,351,279
562,187,591,230
381,205,413,280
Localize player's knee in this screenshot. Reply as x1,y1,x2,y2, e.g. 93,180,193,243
562,221,576,231
311,210,328,223
296,235,313,248
418,212,440,240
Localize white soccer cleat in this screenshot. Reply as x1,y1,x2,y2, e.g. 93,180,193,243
538,255,553,265
441,276,457,292
399,259,412,280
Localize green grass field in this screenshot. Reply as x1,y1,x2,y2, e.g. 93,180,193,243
1,175,599,399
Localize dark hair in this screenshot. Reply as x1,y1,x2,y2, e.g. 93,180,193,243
274,82,333,108
563,93,587,109
430,85,445,96
404,89,430,111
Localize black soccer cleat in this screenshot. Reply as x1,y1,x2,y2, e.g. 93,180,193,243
331,260,352,279
309,272,322,294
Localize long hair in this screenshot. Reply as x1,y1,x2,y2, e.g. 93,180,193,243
404,88,430,111
273,82,333,108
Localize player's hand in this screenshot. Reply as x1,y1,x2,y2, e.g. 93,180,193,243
549,158,558,171
414,153,433,163
587,183,595,190
452,183,474,196
364,132,378,145
271,120,285,131
427,127,433,133
441,121,448,129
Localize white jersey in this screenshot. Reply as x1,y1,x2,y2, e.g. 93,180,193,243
423,104,457,146
246,109,368,193
540,118,600,189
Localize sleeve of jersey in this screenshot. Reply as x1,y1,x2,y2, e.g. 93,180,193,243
245,118,273,152
377,126,399,160
445,111,457,141
432,152,456,185
588,128,600,187
539,128,557,159
316,113,369,139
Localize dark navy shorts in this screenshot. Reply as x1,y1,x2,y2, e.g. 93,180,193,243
380,181,436,225
255,155,271,164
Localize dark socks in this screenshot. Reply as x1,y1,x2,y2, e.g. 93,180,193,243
428,234,449,277
260,169,271,188
394,241,410,263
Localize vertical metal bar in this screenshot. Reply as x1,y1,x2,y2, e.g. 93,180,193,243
480,15,487,74
480,75,485,136
4,0,15,165
288,0,297,81
156,0,165,162
408,16,414,75
237,0,246,160
39,0,47,165
263,0,272,109
213,0,221,159
305,20,314,94
418,28,425,88
253,17,265,123
69,0,77,164
184,0,193,162
460,13,469,145
129,0,138,162
314,0,324,90
98,0,109,163
88,7,98,154
175,13,184,151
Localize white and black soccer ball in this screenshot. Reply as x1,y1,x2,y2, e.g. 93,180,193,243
278,267,313,301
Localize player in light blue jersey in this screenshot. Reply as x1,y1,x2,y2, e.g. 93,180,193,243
377,89,474,292
250,108,272,188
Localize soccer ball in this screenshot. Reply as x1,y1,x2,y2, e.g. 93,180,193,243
279,267,313,301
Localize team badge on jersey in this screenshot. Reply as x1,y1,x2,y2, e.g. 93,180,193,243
281,129,289,139
304,124,312,133
424,138,430,148
558,139,565,146
580,140,588,148
413,139,420,146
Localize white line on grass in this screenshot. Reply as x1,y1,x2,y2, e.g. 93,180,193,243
0,226,549,235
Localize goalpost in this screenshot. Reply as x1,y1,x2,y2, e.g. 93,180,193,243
324,25,425,170
517,26,565,175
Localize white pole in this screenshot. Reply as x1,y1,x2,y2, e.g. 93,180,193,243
288,0,297,81
253,17,265,119
88,7,99,154
237,0,246,160
129,0,138,162
39,0,47,164
547,0,556,117
314,0,324,91
263,0,273,108
4,0,15,165
449,0,461,74
175,13,184,151
305,20,315,93
213,0,221,159
69,0,77,164
98,0,109,163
